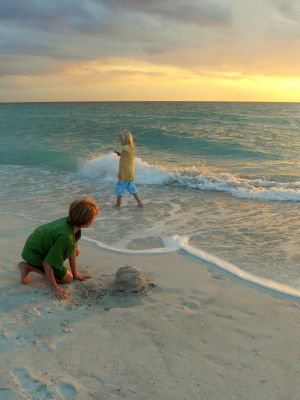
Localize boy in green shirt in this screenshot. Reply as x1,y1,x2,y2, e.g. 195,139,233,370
18,197,99,300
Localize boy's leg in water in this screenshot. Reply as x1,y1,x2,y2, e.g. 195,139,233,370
116,195,122,208
18,261,45,284
133,193,144,208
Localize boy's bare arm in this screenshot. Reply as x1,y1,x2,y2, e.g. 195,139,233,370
68,252,91,281
43,261,68,300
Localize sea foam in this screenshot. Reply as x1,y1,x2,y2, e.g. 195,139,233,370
82,233,300,299
79,153,300,202
82,235,179,254
165,235,300,299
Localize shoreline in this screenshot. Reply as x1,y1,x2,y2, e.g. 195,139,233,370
82,235,300,301
3,212,300,300
1,215,300,399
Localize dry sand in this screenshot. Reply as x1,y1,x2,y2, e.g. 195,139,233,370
1,215,300,400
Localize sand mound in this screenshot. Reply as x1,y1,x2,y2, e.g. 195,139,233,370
112,266,155,295
74,266,155,304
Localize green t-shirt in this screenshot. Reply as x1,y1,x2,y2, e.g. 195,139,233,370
22,217,80,269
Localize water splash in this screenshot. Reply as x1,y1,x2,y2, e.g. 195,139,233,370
78,153,300,202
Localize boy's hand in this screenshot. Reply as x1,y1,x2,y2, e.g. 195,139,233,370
74,273,91,281
52,286,68,300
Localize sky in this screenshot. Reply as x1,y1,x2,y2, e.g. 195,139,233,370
1,0,300,102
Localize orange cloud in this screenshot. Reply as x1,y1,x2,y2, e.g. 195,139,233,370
1,58,300,102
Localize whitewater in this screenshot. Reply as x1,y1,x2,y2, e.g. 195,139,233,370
80,153,300,202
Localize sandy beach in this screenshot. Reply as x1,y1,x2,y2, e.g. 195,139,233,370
1,215,300,400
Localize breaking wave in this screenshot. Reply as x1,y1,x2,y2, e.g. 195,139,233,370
79,153,300,202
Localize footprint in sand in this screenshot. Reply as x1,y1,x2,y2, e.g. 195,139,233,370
181,298,200,311
0,388,13,400
48,337,68,351
48,330,73,351
0,328,9,339
58,382,78,399
11,368,56,400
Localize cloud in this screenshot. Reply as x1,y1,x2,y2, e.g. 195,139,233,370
0,0,300,97
0,0,101,27
0,0,232,28
271,0,300,22
100,0,232,26
0,0,233,70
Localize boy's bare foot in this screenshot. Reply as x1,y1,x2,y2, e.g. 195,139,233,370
115,196,122,209
133,193,143,208
18,261,32,284
115,204,121,209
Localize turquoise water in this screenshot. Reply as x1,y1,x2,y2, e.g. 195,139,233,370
1,102,300,294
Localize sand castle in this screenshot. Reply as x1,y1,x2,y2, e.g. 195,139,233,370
75,266,155,303
112,265,155,295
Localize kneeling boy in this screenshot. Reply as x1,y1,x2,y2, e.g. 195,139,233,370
18,197,99,300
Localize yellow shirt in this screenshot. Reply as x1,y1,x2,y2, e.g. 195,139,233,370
118,145,134,181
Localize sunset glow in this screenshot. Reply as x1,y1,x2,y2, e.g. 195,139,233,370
1,0,300,102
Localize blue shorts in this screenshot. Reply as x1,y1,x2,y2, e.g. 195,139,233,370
116,181,137,196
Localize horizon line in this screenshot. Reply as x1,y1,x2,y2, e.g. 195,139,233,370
1,100,300,105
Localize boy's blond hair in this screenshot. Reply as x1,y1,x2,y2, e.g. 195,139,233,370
68,197,99,226
119,129,134,148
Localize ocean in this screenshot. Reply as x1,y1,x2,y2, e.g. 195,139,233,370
1,101,300,296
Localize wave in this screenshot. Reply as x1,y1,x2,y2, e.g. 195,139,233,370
82,235,180,254
79,153,300,202
166,235,300,299
0,148,77,170
83,233,300,299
